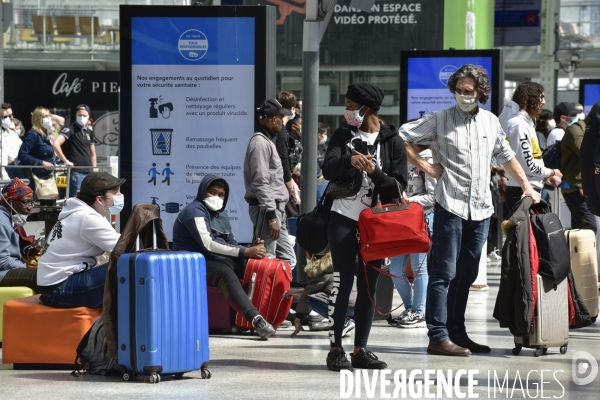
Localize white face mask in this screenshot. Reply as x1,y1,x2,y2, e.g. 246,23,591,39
76,116,89,127
548,119,556,130
2,117,15,130
42,117,53,131
12,213,28,226
319,135,327,145
454,93,478,113
204,196,224,211
577,112,585,120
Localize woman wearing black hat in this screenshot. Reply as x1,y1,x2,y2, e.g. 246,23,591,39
322,82,408,371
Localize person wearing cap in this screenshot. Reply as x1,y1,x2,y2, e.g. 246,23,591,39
52,104,97,198
546,101,580,148
322,81,408,372
243,99,297,269
37,172,124,308
560,101,600,234
400,65,541,357
498,82,562,212
0,178,40,291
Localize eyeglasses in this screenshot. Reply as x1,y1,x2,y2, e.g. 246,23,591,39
18,200,35,207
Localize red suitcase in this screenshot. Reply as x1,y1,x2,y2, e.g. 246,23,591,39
235,258,293,330
207,286,237,331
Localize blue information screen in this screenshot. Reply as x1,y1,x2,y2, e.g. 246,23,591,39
130,16,256,242
405,56,494,121
582,82,600,115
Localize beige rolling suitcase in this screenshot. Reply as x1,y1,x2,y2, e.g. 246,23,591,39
565,229,599,322
513,274,569,357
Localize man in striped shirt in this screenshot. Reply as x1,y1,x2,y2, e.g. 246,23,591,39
399,64,541,357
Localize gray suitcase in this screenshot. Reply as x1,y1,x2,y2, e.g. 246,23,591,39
565,229,599,322
513,274,569,357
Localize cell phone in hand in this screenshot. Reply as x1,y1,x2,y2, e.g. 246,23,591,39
354,140,368,155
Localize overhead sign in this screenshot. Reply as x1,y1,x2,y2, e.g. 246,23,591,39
249,0,444,66
120,6,275,242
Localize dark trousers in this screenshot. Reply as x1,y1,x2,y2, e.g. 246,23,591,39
0,268,42,292
563,190,598,234
426,204,489,343
40,263,108,308
206,256,259,323
327,211,381,348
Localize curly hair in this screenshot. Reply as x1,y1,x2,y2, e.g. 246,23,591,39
512,82,545,117
447,64,491,105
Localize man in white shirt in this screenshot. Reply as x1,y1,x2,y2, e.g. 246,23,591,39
498,82,562,212
400,64,541,357
546,102,579,148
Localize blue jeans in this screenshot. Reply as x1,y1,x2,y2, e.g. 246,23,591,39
40,263,108,308
426,204,489,344
307,297,354,323
69,171,89,197
389,212,433,315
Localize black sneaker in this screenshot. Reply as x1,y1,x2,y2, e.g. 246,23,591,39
326,348,353,372
350,348,388,369
252,316,276,340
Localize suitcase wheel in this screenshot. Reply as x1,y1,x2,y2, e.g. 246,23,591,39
148,373,161,384
175,373,184,379
533,348,543,357
201,368,211,379
512,345,521,356
543,348,548,355
122,372,131,382
560,345,568,355
230,326,239,334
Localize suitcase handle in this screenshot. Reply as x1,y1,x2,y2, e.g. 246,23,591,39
135,220,158,251
247,272,257,300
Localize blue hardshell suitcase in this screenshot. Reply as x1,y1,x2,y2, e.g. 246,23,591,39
117,250,210,382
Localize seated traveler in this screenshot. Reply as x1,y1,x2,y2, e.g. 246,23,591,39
172,174,276,340
37,172,124,308
0,177,40,291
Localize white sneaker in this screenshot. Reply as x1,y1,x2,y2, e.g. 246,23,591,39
342,319,355,337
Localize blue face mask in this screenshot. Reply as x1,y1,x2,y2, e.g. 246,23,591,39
108,194,124,214
568,115,579,126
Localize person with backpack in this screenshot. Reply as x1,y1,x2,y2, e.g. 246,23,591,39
560,101,600,233
388,143,436,329
498,82,562,212
546,102,580,148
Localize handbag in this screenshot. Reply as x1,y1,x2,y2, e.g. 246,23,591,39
296,186,332,256
31,170,58,199
325,169,362,199
358,195,431,262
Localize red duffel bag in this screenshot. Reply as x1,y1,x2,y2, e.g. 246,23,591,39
358,197,431,262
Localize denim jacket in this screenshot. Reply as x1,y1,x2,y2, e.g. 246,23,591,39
18,129,55,178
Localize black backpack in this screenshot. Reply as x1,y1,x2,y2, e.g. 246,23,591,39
580,107,600,216
72,316,120,376
530,207,570,282
542,138,563,170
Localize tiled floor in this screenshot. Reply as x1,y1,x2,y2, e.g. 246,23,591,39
1,261,599,399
